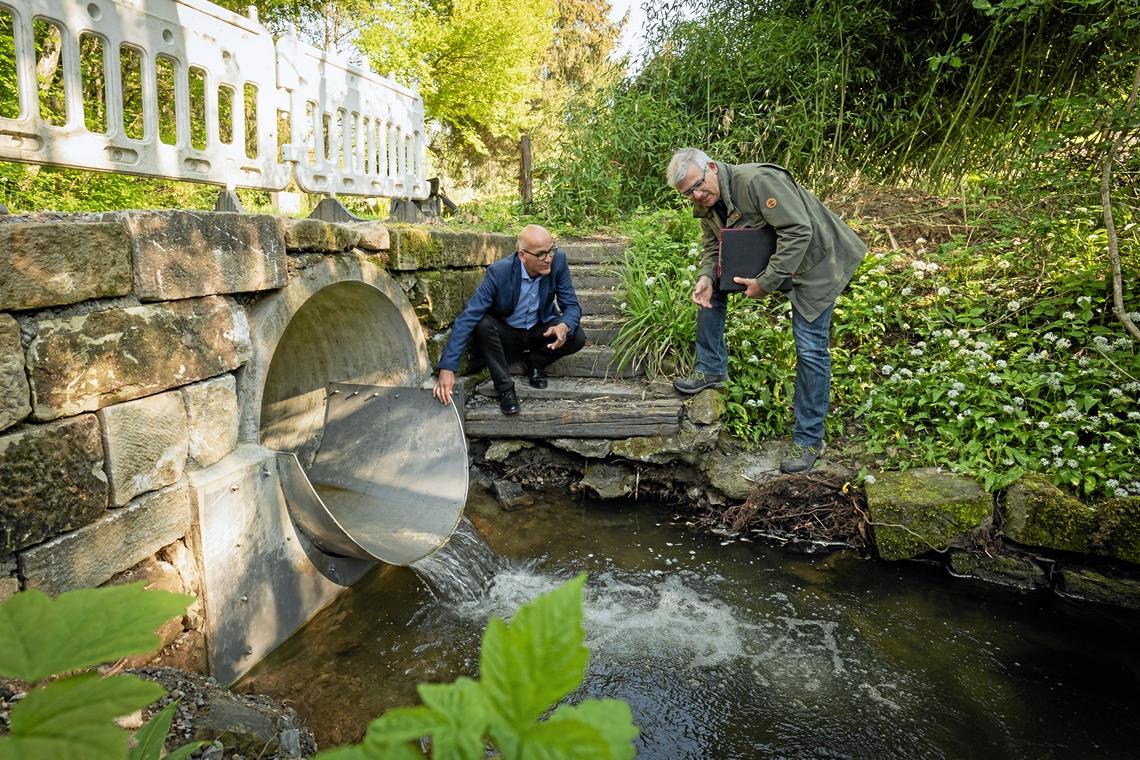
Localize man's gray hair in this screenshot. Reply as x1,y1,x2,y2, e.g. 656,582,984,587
667,148,713,188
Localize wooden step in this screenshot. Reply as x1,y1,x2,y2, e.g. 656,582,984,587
475,376,674,401
577,288,622,316
570,264,623,291
463,397,682,439
542,345,642,379
558,239,628,265
581,314,623,345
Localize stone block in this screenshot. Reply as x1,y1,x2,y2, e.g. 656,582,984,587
0,576,18,601
0,314,30,431
484,440,533,463
182,375,239,468
278,218,361,252
107,555,188,653
124,211,286,301
866,468,992,561
1055,566,1140,610
1095,496,1140,566
18,483,192,594
580,462,636,499
0,414,107,553
27,296,251,419
0,221,131,309
948,551,1049,591
407,269,486,329
697,441,783,500
99,390,189,506
551,438,612,459
1003,473,1097,553
350,221,391,251
686,389,725,425
390,228,514,270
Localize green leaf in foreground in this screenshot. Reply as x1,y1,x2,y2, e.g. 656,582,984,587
0,583,194,682
127,699,209,760
480,573,589,728
0,672,164,760
548,700,639,760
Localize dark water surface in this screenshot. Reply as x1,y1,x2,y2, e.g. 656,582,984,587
238,487,1140,758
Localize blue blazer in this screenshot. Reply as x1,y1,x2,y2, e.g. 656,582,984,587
437,249,583,372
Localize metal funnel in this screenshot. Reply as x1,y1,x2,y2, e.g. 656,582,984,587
277,383,467,565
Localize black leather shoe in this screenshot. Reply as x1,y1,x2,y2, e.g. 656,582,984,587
499,387,520,415
528,366,548,389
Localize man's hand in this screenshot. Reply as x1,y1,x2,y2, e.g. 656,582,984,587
733,277,767,299
691,276,714,309
433,369,456,406
544,322,570,350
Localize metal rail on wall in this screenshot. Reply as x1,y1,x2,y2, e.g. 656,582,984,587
0,0,429,200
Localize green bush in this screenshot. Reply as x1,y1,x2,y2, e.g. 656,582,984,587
612,195,1140,498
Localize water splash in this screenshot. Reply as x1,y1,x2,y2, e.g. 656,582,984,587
410,518,505,601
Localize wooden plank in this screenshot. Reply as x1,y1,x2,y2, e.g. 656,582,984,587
475,377,674,401
464,399,681,439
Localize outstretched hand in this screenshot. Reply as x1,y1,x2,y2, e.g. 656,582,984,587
544,322,569,349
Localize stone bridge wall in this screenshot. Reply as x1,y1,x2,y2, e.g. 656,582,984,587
0,211,509,656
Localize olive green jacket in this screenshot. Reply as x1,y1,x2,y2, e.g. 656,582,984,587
695,162,866,322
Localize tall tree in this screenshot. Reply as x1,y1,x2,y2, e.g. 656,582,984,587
359,0,556,156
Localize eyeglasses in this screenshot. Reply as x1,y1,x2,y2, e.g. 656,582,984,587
520,246,554,261
680,167,708,198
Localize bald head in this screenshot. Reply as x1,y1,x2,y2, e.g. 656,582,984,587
518,224,552,252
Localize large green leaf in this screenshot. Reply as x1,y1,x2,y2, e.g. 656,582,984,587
0,583,194,682
416,678,488,760
0,673,164,760
127,699,209,760
516,718,611,759
127,699,177,760
480,573,589,728
548,700,638,760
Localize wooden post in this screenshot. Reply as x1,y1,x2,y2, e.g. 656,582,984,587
519,134,533,206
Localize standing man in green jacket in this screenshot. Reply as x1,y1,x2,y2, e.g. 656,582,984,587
667,148,866,473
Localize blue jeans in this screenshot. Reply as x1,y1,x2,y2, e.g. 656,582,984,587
695,293,834,447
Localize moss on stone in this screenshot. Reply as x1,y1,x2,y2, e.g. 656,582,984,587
1057,566,1140,610
1095,496,1140,566
686,389,725,425
1003,473,1098,554
948,551,1049,590
390,228,445,270
865,468,991,561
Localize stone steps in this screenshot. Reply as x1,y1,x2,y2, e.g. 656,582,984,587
580,314,623,345
577,288,622,316
463,397,682,439
542,345,642,379
570,264,623,292
558,240,627,265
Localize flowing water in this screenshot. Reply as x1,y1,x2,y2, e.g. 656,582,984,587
238,487,1140,758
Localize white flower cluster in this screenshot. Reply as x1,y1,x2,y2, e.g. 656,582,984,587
745,398,765,407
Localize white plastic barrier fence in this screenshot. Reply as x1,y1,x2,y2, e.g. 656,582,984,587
0,0,428,199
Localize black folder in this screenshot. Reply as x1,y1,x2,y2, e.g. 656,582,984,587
718,226,776,292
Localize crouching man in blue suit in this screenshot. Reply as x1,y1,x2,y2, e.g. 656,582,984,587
432,224,587,415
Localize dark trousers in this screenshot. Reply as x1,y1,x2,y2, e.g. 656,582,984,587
473,316,587,392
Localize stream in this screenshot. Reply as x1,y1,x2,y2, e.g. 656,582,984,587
237,486,1140,758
